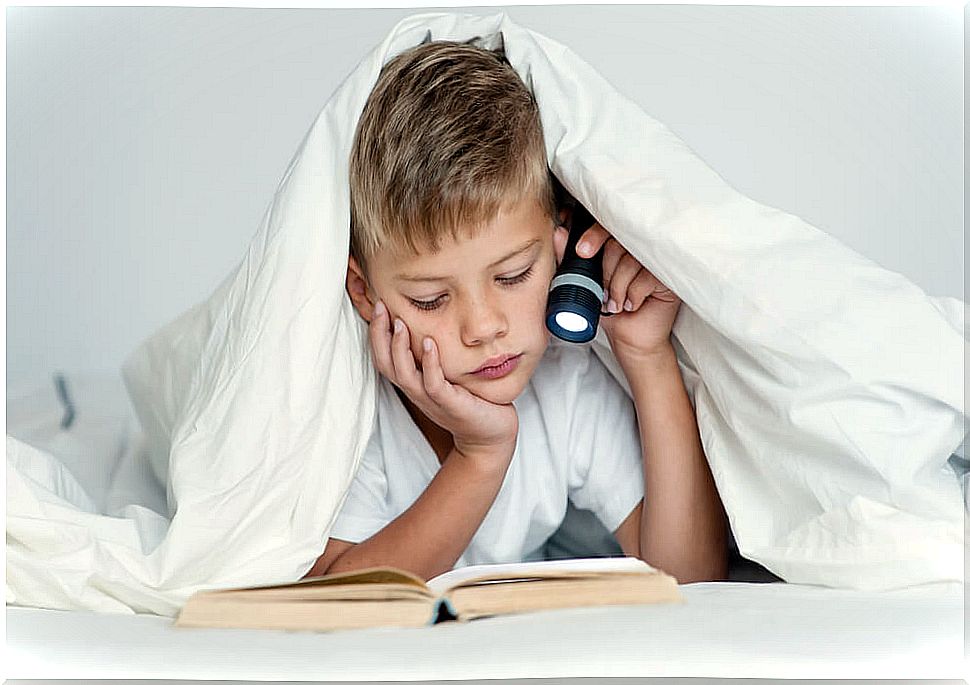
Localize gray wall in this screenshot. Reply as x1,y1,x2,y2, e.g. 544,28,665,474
6,5,964,389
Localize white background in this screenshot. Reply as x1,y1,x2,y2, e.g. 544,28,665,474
5,4,964,388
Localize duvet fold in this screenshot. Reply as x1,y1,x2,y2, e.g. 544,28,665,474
6,11,966,615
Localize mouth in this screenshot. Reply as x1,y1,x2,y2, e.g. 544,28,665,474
470,353,523,379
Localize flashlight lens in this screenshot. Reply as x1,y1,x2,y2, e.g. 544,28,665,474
555,311,590,333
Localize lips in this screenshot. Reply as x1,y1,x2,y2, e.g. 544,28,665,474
472,353,521,374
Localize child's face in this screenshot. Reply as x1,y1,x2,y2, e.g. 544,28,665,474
347,196,558,405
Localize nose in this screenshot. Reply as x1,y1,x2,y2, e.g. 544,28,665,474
459,291,509,346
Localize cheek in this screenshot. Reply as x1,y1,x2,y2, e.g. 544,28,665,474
524,272,553,317
411,322,451,371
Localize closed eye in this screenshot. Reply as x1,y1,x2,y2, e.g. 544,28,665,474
408,265,535,311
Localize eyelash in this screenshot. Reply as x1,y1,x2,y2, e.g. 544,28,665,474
408,266,535,311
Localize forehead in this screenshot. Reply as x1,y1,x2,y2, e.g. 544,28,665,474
382,198,551,282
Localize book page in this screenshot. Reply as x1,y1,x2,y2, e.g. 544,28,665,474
427,556,656,595
214,567,428,595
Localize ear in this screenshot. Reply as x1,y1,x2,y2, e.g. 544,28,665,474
553,224,569,267
346,256,377,323
557,206,571,228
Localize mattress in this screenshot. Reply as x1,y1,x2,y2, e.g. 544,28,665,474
7,580,965,681
5,371,966,683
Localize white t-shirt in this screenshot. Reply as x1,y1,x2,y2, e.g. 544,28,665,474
329,337,645,568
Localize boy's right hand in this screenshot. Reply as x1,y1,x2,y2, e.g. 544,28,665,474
369,300,519,470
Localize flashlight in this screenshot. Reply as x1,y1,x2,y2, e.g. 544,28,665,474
546,201,605,343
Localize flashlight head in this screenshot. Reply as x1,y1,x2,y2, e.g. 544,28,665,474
546,278,603,343
545,201,604,344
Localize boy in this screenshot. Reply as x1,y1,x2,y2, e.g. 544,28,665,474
306,40,728,584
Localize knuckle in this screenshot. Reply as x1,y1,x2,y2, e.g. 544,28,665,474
370,346,388,369
614,264,635,288
370,355,384,375
600,256,613,273
633,266,653,283
620,252,638,271
605,247,624,270
424,380,442,402
628,283,649,302
396,376,415,396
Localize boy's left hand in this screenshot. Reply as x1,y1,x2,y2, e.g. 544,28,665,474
554,222,681,361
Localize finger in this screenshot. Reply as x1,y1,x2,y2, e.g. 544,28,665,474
369,300,394,377
575,222,611,258
652,280,681,304
420,336,456,405
606,254,644,312
599,238,626,299
625,269,663,310
390,317,422,393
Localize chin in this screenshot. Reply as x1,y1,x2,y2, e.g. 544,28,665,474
473,381,525,404
462,362,532,404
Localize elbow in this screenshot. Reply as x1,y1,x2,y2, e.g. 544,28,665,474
303,560,327,579
701,561,730,583
302,539,357,578
303,554,336,579
680,552,729,584
656,547,728,585
674,566,727,585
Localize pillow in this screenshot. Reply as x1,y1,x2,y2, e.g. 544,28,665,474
7,371,134,512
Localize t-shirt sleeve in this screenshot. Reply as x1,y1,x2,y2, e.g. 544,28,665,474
566,350,645,533
328,438,393,544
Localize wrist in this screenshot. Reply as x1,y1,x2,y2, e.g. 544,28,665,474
615,340,676,370
616,343,679,395
452,441,515,477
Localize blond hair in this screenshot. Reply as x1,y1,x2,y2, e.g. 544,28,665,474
349,40,557,278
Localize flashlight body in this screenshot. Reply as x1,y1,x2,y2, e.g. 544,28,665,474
560,202,602,285
545,201,605,343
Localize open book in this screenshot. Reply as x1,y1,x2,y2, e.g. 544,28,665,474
175,556,683,632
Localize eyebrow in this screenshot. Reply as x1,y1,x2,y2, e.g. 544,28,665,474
395,238,541,283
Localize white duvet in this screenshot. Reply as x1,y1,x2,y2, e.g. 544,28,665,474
6,11,966,616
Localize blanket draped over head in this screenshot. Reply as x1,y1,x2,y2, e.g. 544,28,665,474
7,11,966,616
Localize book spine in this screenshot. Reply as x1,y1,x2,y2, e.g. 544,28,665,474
428,596,459,625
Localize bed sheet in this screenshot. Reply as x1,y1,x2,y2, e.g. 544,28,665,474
6,580,965,681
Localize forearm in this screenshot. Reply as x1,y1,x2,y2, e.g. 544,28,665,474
326,447,511,581
620,344,728,583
